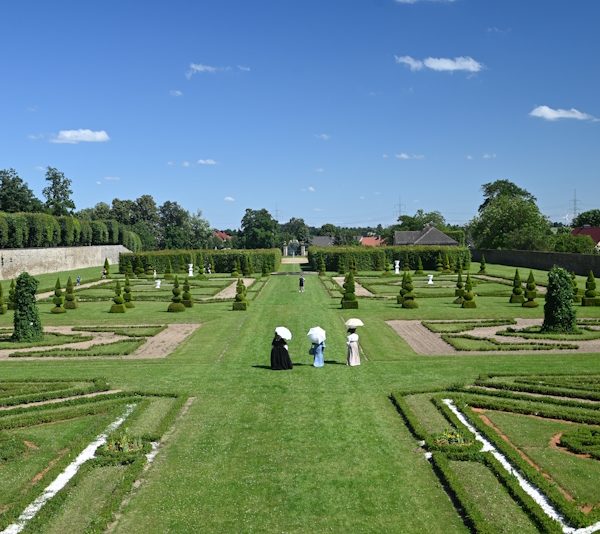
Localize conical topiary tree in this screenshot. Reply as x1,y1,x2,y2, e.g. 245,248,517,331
168,276,186,312
397,272,408,305
571,272,582,303
110,281,126,313
103,257,110,278
123,276,135,308
12,273,43,342
8,279,16,310
341,271,358,309
442,253,452,274
401,272,418,309
374,251,385,272
415,255,424,275
522,270,539,308
182,278,193,308
454,258,462,275
478,255,487,274
402,253,411,272
436,253,443,272
337,256,346,275
318,255,326,276
231,259,241,278
51,278,66,314
241,255,252,276
125,262,136,279
462,274,477,308
541,266,576,333
453,271,464,304
383,259,392,277
582,271,600,306
206,255,214,274
232,278,248,310
64,276,78,309
164,259,174,279
509,269,525,303
134,257,145,278
0,284,6,314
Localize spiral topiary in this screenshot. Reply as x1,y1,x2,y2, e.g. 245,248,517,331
168,276,186,312
182,278,193,308
110,280,126,313
453,271,464,304
571,272,582,303
461,274,477,308
582,271,600,306
522,270,539,308
397,272,408,305
64,276,78,309
51,278,66,314
478,254,487,274
442,253,452,274
164,259,174,280
232,278,248,310
231,259,241,278
123,276,135,308
401,272,418,309
436,253,443,272
509,269,525,303
341,271,358,309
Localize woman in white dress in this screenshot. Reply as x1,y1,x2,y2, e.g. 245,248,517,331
346,328,360,366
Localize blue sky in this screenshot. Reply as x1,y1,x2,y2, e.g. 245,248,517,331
1,0,599,230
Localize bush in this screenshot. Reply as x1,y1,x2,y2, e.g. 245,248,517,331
401,272,418,309
453,271,464,304
541,266,576,333
478,254,486,274
0,283,6,314
522,270,539,308
7,279,16,310
509,269,525,303
232,278,248,311
50,277,66,314
123,276,135,308
415,255,424,275
461,274,476,308
168,276,186,312
110,281,126,313
182,278,193,307
12,273,43,341
64,276,78,309
340,271,358,309
571,272,582,303
582,271,600,307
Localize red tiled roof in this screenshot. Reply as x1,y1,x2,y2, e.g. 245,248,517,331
214,230,232,241
572,227,600,244
360,236,385,247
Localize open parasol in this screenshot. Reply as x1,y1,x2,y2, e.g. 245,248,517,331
275,326,292,340
344,318,364,328
307,326,326,344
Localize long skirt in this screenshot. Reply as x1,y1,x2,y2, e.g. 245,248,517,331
347,341,360,366
313,344,324,367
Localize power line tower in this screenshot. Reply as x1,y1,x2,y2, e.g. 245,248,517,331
572,190,579,223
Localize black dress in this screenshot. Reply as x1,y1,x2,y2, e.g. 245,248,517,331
271,336,293,370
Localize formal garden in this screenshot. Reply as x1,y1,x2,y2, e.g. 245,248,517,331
1,248,600,533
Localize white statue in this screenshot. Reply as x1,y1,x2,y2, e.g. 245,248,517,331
188,263,194,277
155,279,162,289
427,274,434,285
153,269,157,279
394,260,400,275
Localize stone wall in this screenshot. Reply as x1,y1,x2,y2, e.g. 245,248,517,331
0,245,129,279
471,249,600,277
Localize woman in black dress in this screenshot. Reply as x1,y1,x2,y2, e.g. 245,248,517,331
271,333,293,370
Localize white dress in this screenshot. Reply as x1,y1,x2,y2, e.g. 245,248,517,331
346,333,360,366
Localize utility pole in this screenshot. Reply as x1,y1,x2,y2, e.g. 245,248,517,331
572,190,579,223
395,196,403,222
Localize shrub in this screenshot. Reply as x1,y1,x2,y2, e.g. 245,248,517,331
397,272,407,305
337,256,346,275
0,284,6,314
522,270,539,308
401,272,418,309
231,258,241,278
374,251,385,271
541,266,577,333
582,271,600,307
509,269,525,303
103,257,110,278
261,260,269,277
241,254,252,276
415,255,424,275
134,257,145,277
7,279,16,310
453,271,464,304
12,273,43,341
442,253,452,274
110,281,126,313
478,254,486,274
340,271,358,309
168,276,186,312
402,253,411,272
318,255,326,276
64,276,78,309
461,274,476,308
50,278,66,314
571,272,582,303
164,259,173,279
232,278,248,311
182,278,193,308
436,253,443,272
123,276,135,308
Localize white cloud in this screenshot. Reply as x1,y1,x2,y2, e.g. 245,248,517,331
104,176,120,181
96,181,102,185
51,129,110,144
237,65,251,72
466,155,473,160
395,152,424,160
186,63,224,78
224,196,235,202
169,89,183,97
198,159,218,165
315,133,330,141
314,167,324,173
382,153,389,159
529,105,596,122
167,161,176,166
182,161,191,168
395,55,483,73
28,133,45,141
308,186,316,192
482,153,497,159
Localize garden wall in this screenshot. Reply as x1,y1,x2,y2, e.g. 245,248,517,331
472,249,600,276
0,245,129,279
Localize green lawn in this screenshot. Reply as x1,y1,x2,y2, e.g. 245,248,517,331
2,262,600,532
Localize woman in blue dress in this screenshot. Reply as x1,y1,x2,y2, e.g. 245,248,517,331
311,341,325,367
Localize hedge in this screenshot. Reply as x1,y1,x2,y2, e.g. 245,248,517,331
119,248,282,274
308,245,470,272
0,212,141,250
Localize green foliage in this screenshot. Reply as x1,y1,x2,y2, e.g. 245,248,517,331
168,276,186,312
232,278,248,311
164,259,173,279
478,254,487,274
64,276,78,309
401,272,418,309
522,270,539,308
415,255,424,275
453,271,464,304
583,271,599,302
0,283,6,314
43,166,76,215
110,280,126,313
461,273,476,308
7,279,16,310
241,254,252,276
240,208,279,248
340,271,358,309
402,253,410,272
0,432,26,463
0,168,44,213
509,269,525,303
571,272,582,303
436,253,443,272
231,258,241,277
51,277,66,314
573,209,600,227
542,266,577,333
318,255,326,275
12,272,43,341
182,278,193,307
123,276,135,308
559,428,600,460
442,253,451,274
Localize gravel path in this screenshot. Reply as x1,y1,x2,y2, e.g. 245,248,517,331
387,318,600,356
36,279,113,300
332,277,374,297
473,274,547,294
210,278,255,300
130,323,201,359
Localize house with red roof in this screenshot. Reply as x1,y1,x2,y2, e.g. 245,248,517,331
571,226,600,251
359,236,385,247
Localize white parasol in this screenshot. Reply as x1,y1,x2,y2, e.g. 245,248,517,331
307,326,326,344
345,318,364,328
275,326,292,340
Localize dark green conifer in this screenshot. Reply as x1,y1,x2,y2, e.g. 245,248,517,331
123,276,135,308
64,276,78,309
478,254,487,274
461,274,477,308
542,267,576,332
168,276,186,312
522,271,539,308
0,284,7,314
110,281,126,313
341,271,358,309
509,269,525,303
582,271,600,306
8,279,16,310
415,255,424,275
51,278,66,314
164,259,174,279
12,273,43,341
182,278,193,307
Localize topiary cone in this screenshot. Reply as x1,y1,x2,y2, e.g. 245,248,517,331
64,276,78,309
461,274,477,308
123,276,135,308
168,276,186,312
509,269,525,303
522,270,539,308
51,278,66,314
110,280,126,313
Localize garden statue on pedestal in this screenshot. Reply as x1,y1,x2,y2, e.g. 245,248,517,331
394,260,400,275
427,274,434,285
188,264,194,277
12,273,43,342
155,279,162,289
51,278,66,314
